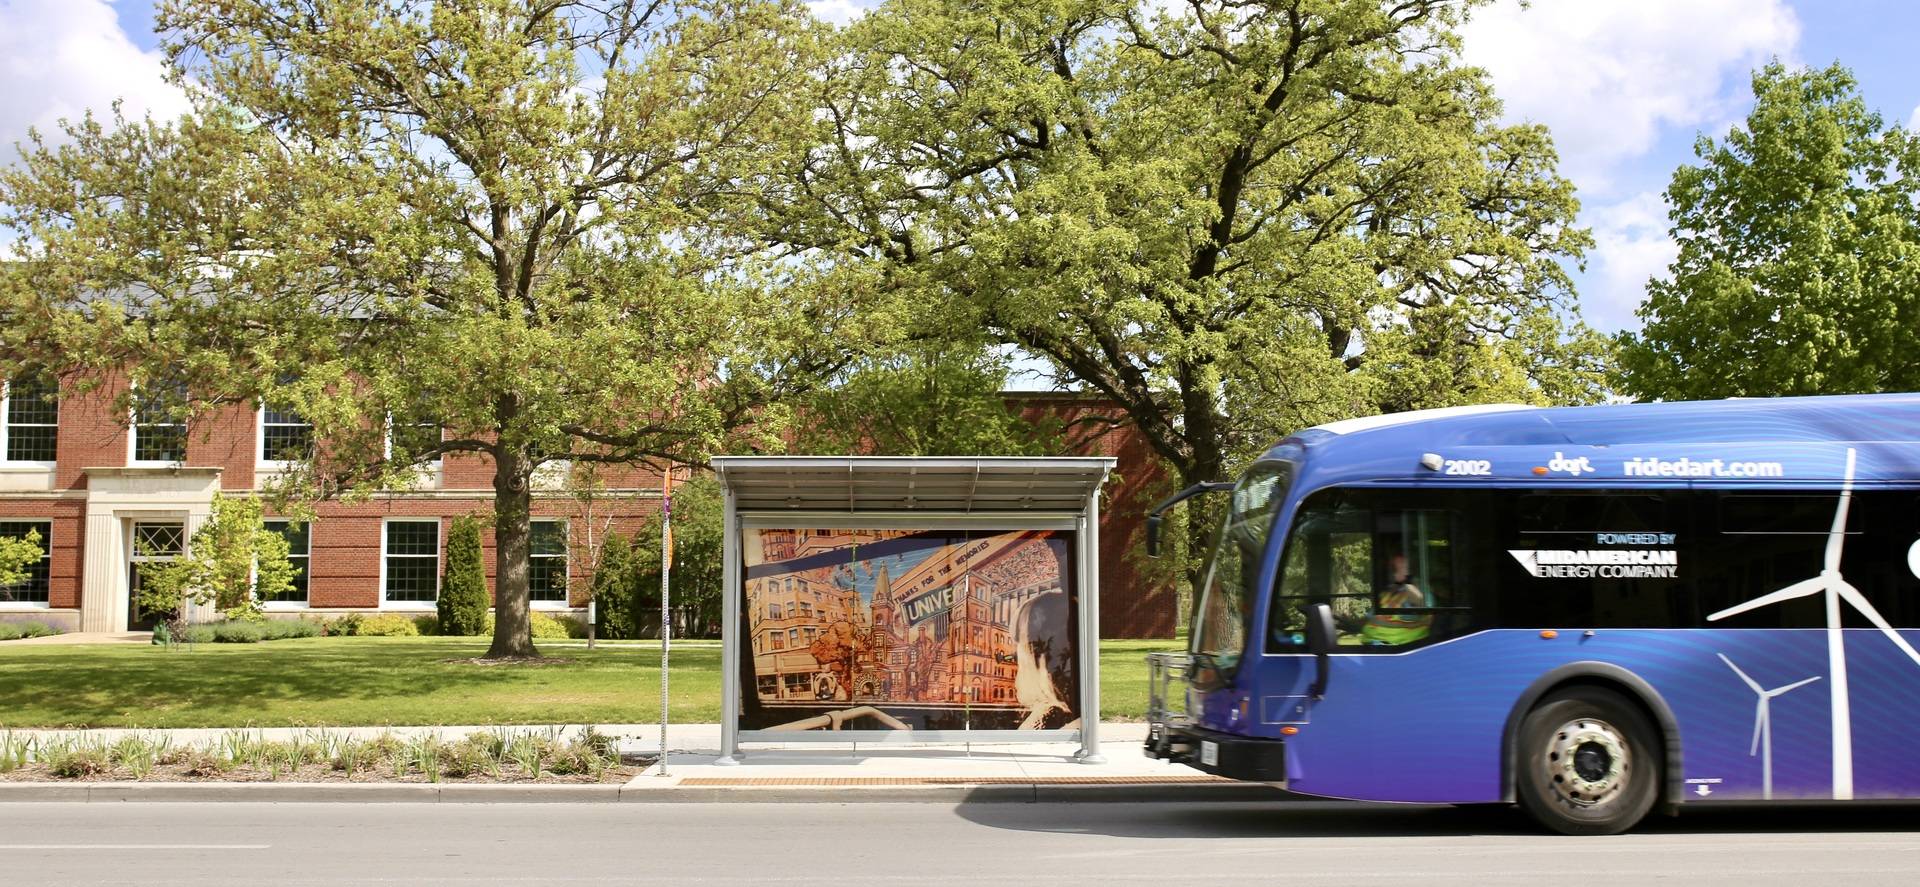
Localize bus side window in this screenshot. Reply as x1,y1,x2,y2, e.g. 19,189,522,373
1694,491,1916,630
1503,491,1682,629
1268,491,1465,650
1270,503,1374,646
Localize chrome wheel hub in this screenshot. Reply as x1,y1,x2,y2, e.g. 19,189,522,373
1545,717,1629,806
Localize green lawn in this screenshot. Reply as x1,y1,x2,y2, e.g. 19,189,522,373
0,637,1182,729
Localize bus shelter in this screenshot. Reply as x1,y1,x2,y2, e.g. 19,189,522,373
712,456,1115,764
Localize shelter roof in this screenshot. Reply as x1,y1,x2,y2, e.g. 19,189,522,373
711,456,1114,513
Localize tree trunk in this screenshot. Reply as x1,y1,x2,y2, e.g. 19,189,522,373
486,442,538,659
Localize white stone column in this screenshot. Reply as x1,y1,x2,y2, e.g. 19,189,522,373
79,513,124,633
181,505,216,624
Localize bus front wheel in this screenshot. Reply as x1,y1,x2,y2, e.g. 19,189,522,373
1515,687,1661,835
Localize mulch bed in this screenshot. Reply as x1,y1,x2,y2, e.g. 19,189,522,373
0,757,653,784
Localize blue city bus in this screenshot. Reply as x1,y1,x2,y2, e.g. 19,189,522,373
1142,394,1920,834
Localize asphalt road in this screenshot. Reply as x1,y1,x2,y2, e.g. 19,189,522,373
5,800,1919,885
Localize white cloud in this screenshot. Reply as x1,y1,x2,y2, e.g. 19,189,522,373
1582,191,1678,331
806,0,870,26
0,0,190,154
1460,0,1799,198
1910,103,1920,131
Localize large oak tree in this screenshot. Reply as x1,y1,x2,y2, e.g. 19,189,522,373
0,0,863,657
761,0,1607,579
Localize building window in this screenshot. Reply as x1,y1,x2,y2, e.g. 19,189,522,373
529,520,568,604
262,520,310,605
770,631,784,650
132,378,188,463
261,403,314,462
387,415,443,462
2,375,57,463
0,520,51,605
383,520,439,605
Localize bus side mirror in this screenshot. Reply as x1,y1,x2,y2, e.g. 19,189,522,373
1144,480,1235,559
1305,603,1335,699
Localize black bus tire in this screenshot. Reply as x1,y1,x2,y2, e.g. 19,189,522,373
1514,686,1661,835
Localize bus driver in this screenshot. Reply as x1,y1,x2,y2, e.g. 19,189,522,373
1338,550,1432,645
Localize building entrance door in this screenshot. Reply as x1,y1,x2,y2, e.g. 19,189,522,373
128,522,185,631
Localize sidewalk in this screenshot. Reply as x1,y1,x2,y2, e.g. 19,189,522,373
625,725,1261,802
4,631,151,646
0,722,1287,804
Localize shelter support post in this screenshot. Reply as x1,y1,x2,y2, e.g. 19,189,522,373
1077,485,1106,764
716,485,742,766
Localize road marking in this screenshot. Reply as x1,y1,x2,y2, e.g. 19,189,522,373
0,844,270,850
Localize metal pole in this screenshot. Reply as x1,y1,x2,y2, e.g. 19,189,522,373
716,485,741,765
657,473,672,778
1078,483,1106,764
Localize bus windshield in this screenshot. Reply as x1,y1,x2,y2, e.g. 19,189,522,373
1191,462,1290,670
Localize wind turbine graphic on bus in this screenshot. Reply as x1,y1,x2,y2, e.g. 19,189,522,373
1708,448,1920,800
1716,654,1818,800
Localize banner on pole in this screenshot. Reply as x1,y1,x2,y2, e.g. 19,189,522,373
737,528,1081,732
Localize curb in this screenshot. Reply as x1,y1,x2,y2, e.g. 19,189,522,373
0,782,622,804
0,781,1288,805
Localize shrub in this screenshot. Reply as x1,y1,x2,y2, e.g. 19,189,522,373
631,477,723,638
210,621,266,643
439,516,489,636
590,533,640,639
259,618,321,640
176,748,228,778
356,614,420,637
178,624,217,644
45,742,112,778
532,611,573,639
323,613,365,637
483,611,575,640
413,614,441,636
0,621,61,641
441,735,501,779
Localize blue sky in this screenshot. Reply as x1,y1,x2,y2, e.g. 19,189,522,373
4,0,1917,340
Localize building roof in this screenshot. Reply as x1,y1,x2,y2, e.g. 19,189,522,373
711,456,1115,512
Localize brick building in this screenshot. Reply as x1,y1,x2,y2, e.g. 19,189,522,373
0,379,1177,638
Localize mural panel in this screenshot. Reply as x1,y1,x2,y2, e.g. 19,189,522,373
739,528,1080,731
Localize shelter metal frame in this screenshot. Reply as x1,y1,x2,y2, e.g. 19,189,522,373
712,457,1115,764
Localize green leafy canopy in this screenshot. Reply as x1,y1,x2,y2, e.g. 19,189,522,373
134,494,297,623
0,530,44,590
0,1,881,657
759,0,1609,489
1619,62,1920,400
